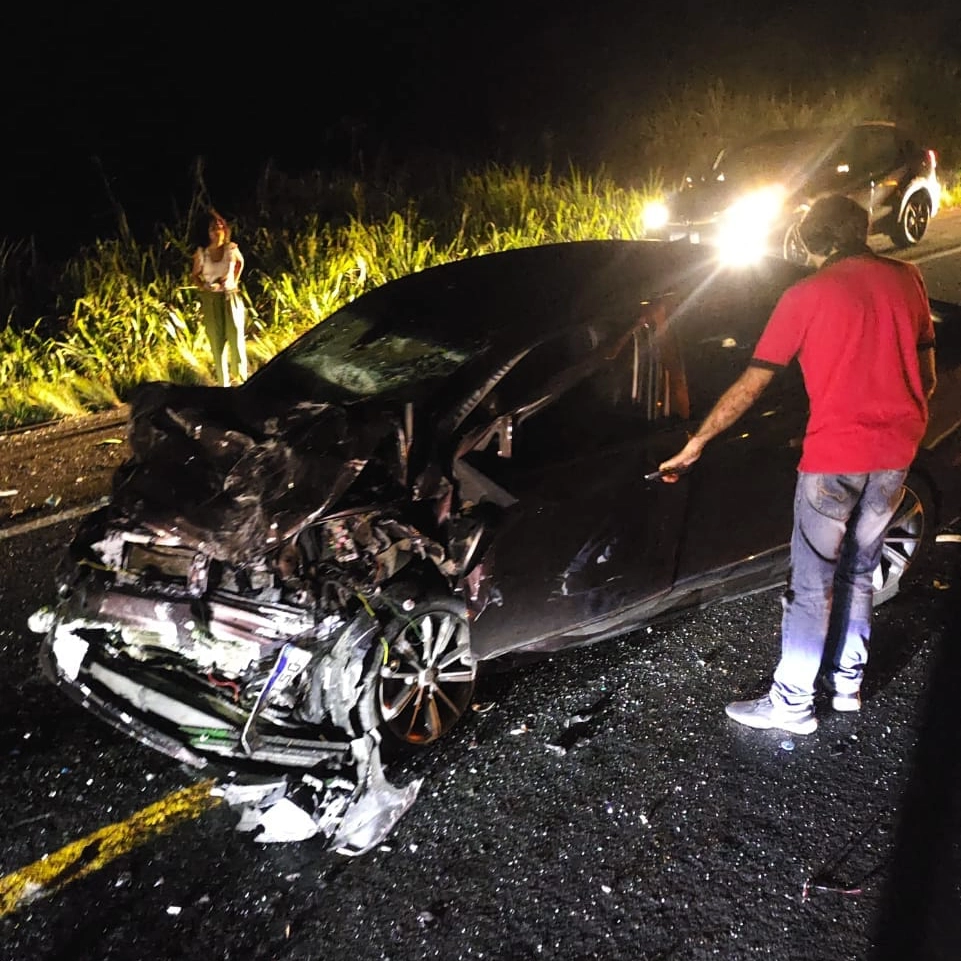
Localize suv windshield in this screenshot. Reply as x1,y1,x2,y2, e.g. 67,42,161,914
709,131,832,183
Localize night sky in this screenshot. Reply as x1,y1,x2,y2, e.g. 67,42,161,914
3,0,957,256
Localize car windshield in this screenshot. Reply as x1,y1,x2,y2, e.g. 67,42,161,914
249,305,476,402
710,131,832,182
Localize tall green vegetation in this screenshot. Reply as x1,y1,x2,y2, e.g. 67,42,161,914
0,72,957,430
0,166,655,429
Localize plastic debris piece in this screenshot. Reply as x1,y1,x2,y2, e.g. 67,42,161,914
332,740,423,857
471,702,496,713
780,739,795,751
44,495,62,508
935,533,961,544
933,578,951,590
96,437,124,446
0,489,18,498
166,905,182,916
254,798,321,843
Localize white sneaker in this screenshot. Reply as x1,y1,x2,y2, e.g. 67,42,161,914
725,695,818,735
831,692,862,713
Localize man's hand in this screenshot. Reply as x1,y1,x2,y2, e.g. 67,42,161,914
653,365,775,484
657,437,706,483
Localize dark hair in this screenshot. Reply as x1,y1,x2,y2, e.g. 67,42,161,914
207,208,232,244
799,195,869,256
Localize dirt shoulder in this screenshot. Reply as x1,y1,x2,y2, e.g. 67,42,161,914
0,407,131,533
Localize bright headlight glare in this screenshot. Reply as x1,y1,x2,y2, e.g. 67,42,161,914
722,185,786,226
642,201,670,232
717,186,786,266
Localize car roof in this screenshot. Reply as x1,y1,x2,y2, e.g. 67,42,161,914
272,240,730,354
250,240,812,405
733,121,899,151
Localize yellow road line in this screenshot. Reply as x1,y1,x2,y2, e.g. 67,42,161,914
0,779,222,917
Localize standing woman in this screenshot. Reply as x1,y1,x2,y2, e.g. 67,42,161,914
191,209,248,386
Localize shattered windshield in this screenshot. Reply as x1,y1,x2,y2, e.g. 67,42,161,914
251,307,476,401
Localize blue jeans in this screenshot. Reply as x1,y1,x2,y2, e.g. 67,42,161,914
771,470,908,710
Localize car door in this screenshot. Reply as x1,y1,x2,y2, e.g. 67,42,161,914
855,125,908,225
815,126,906,226
667,267,808,596
461,305,693,660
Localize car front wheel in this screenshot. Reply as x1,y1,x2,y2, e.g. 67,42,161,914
783,219,811,266
890,194,931,248
872,478,933,606
375,596,477,746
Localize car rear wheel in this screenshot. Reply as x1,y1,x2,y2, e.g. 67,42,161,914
872,477,933,606
890,194,931,248
375,596,477,746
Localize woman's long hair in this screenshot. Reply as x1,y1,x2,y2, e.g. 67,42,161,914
207,208,232,244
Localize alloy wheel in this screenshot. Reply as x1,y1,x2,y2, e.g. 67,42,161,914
872,486,925,603
378,603,477,744
900,196,930,246
783,220,811,266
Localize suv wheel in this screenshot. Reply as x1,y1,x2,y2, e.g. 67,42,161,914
891,194,931,248
783,220,811,266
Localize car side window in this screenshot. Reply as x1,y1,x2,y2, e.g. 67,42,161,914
458,306,687,470
677,280,807,422
837,126,899,177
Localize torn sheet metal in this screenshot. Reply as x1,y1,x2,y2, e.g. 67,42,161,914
219,736,422,855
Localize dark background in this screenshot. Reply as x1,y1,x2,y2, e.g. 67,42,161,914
3,0,959,257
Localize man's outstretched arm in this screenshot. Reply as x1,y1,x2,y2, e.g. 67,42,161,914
657,365,775,482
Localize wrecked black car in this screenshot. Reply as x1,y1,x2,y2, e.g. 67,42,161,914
31,240,961,852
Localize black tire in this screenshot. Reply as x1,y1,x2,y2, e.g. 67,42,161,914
370,595,477,747
890,194,931,248
872,475,935,607
782,219,811,266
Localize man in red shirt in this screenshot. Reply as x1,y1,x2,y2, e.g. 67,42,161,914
659,194,937,734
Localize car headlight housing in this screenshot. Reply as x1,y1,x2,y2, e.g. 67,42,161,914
716,185,786,265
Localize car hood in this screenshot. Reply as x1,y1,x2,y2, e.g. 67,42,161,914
111,380,403,564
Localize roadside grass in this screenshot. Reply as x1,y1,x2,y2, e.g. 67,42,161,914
0,67,958,430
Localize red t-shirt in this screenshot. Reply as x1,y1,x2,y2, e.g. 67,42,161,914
751,254,934,472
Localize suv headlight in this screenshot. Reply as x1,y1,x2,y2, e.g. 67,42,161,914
642,201,670,232
717,185,786,265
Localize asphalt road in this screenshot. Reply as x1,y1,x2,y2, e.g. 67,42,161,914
2,221,961,960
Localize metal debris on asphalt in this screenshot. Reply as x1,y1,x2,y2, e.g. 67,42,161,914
802,879,863,900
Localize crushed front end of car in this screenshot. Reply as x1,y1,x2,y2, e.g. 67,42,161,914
30,380,488,854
